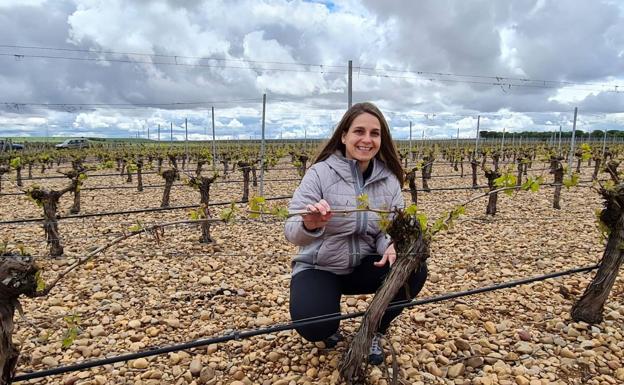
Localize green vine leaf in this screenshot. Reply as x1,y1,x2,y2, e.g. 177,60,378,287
579,144,592,161
219,203,238,223
272,206,289,220
101,160,115,169
431,217,447,235
16,242,28,256
249,196,267,218
35,270,46,292
77,173,88,183
603,180,615,191
521,176,543,192
379,211,391,233
563,173,580,189
189,209,204,220
9,157,22,169
416,213,428,232
61,314,82,349
494,173,517,195
404,204,418,216
128,221,144,232
356,194,369,210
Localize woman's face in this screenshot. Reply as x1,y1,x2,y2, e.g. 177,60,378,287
342,112,381,170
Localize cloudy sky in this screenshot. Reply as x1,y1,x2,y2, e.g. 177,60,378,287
0,0,623,140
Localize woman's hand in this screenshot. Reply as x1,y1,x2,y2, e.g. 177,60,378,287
374,243,396,267
302,199,333,231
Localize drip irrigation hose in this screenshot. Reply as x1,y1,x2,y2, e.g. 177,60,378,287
12,263,599,382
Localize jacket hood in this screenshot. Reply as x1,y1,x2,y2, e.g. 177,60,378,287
325,150,393,185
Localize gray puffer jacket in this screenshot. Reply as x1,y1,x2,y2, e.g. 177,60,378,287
285,151,404,276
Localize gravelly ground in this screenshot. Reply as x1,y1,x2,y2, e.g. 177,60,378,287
1,158,622,385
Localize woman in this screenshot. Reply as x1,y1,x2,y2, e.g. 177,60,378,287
285,102,428,365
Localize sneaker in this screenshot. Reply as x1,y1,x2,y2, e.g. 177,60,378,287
368,333,384,365
322,330,343,348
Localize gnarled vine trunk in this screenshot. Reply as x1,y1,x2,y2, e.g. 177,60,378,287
297,155,308,178
238,162,251,203
0,167,8,194
592,155,602,181
136,158,144,192
14,167,22,188
485,169,500,215
190,175,218,243
195,159,206,177
0,255,38,385
550,157,564,210
28,186,72,256
252,164,258,187
421,157,432,193
221,158,230,178
126,163,132,183
470,159,478,189
572,165,623,323
157,157,163,174
160,169,178,208
406,169,417,204
340,209,430,384
492,153,500,172
459,157,464,178
516,157,524,189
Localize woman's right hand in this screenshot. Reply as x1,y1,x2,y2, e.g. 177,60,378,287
302,199,333,231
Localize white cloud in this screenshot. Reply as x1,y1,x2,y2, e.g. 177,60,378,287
0,0,623,139
0,0,45,8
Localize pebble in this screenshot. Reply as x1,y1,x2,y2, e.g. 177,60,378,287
267,352,281,362
559,347,577,359
215,305,227,314
189,358,202,377
90,325,106,337
165,318,181,328
484,321,497,334
132,358,149,369
128,319,141,329
255,316,272,326
62,375,79,385
447,363,464,378
466,356,484,368
517,330,532,341
455,338,471,351
515,342,534,354
200,367,216,382
426,362,443,377
41,356,58,367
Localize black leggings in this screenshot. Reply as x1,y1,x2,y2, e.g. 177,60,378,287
289,255,428,342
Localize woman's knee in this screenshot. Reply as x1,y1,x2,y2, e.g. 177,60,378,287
294,320,339,342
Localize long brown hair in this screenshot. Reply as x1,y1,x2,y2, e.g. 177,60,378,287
314,102,404,185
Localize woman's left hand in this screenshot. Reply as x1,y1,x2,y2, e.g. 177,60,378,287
374,243,396,267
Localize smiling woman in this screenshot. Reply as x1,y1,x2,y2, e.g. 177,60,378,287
341,112,381,172
285,102,427,365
